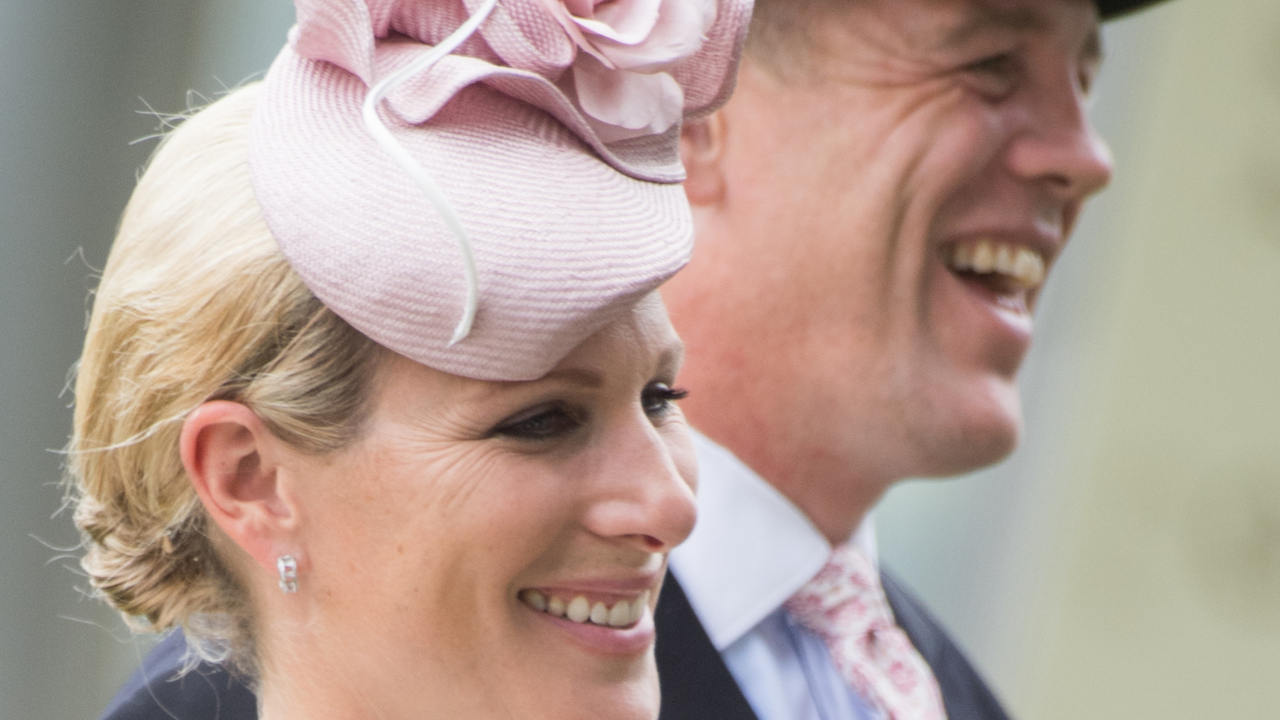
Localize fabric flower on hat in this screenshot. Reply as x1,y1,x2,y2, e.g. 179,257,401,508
291,0,717,147
537,0,717,140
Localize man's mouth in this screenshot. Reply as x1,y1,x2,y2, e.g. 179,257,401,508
944,238,1047,295
519,589,650,628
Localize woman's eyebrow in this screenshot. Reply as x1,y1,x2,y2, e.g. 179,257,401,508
542,367,606,389
657,341,686,377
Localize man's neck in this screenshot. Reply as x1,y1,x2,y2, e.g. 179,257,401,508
765,465,891,546
694,425,895,546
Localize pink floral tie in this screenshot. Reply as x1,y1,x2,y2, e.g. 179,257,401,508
785,543,948,720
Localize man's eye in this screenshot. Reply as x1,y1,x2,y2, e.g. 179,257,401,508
642,383,689,419
491,404,584,441
1078,64,1098,97
963,53,1020,100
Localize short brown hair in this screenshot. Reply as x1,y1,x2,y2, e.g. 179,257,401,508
745,0,853,78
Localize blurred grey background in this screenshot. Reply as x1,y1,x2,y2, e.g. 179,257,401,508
0,0,1276,718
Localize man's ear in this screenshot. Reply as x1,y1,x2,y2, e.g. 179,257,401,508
181,401,298,578
681,111,727,206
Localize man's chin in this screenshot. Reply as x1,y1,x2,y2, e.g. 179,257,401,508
911,389,1023,478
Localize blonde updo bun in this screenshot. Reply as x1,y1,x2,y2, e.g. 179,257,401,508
69,83,383,675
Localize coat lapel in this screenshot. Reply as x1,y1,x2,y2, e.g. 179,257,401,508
881,569,1014,720
655,571,762,720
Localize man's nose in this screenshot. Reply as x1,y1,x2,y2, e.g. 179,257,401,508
1007,82,1115,202
581,416,697,553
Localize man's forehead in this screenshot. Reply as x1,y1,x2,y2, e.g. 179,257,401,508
911,0,1102,55
942,4,1055,44
747,0,1104,84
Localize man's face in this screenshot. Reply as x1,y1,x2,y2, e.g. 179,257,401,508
664,0,1112,505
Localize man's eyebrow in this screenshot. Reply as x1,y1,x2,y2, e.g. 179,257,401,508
1082,26,1103,64
941,7,1049,47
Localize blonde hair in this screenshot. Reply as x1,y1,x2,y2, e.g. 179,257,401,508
69,83,382,675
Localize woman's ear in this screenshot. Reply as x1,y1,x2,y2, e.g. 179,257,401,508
681,111,727,206
181,401,298,578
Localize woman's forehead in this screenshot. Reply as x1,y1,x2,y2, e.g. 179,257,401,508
373,299,682,409
556,295,684,372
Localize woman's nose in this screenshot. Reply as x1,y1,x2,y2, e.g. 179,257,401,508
581,415,698,553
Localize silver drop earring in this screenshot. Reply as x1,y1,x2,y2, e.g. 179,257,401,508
277,555,298,594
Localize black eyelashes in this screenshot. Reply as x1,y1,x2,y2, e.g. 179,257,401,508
642,384,689,417
489,383,688,442
490,403,585,441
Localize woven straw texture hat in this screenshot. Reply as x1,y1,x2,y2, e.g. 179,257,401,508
249,0,751,381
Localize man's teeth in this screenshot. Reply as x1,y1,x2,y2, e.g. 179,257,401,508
948,238,1046,290
520,589,650,628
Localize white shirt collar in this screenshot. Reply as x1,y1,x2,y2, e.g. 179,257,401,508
669,431,877,651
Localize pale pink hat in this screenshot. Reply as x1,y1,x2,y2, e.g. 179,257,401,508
248,0,751,381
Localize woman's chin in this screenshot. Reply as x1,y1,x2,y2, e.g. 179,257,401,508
539,649,660,720
560,672,660,720
501,609,661,720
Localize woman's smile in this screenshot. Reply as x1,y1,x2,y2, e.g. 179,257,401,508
519,585,660,656
520,589,650,628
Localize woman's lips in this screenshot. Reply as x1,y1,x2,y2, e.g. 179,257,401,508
519,588,657,656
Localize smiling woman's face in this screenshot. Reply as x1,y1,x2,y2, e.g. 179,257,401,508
261,294,696,720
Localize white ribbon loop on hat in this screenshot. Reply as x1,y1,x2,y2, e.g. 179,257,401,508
361,0,498,345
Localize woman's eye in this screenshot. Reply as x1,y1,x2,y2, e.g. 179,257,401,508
641,383,688,419
491,403,584,441
963,53,1020,100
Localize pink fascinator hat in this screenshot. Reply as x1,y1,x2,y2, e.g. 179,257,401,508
249,0,752,381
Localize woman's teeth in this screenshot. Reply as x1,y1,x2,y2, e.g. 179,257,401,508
520,589,649,628
947,238,1046,291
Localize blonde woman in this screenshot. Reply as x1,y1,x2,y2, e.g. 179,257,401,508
74,1,749,718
